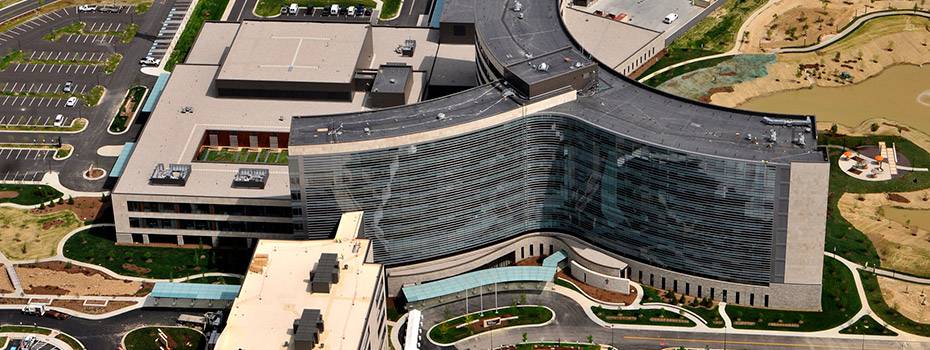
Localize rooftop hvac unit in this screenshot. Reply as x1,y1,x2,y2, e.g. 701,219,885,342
396,39,416,57
149,163,191,186
293,309,324,349
310,253,340,293
232,168,269,189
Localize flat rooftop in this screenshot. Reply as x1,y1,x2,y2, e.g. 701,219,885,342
218,212,383,350
561,8,661,70
580,0,708,33
217,21,370,84
115,22,440,198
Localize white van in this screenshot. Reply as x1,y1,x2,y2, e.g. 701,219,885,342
347,6,356,16
330,4,340,15
663,13,679,24
288,3,298,15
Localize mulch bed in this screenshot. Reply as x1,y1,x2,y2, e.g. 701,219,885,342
31,197,107,222
887,193,911,203
556,271,637,305
50,299,137,314
18,261,154,297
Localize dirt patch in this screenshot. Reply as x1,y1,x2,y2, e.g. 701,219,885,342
0,297,30,304
50,299,137,314
0,265,13,293
0,191,18,199
700,86,735,103
556,271,637,305
877,276,930,324
31,197,107,222
838,191,930,276
15,261,153,297
887,193,911,203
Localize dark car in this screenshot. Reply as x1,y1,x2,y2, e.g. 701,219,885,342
45,309,71,320
364,8,372,16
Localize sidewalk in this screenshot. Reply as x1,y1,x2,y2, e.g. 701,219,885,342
0,172,107,211
0,331,77,350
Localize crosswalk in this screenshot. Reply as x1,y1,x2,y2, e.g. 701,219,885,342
148,0,191,59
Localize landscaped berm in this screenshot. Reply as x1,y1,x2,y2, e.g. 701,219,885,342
63,226,251,279
124,327,204,350
429,306,553,344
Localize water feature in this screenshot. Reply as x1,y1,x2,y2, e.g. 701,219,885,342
739,64,930,133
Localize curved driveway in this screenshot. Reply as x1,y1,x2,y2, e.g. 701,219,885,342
416,290,930,350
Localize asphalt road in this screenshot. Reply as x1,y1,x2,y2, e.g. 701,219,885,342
0,308,187,349
0,0,178,192
415,291,930,350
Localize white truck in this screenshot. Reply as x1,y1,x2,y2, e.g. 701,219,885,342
177,313,207,330
21,304,46,316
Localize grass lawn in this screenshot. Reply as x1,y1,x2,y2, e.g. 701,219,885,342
63,226,252,279
819,134,930,276
643,55,733,87
0,184,61,205
104,53,123,75
839,315,897,336
55,144,73,158
200,147,289,165
726,257,859,331
683,305,724,328
592,307,695,327
109,86,147,133
55,333,85,350
0,118,87,132
0,50,23,71
379,0,401,19
124,327,204,350
643,0,766,75
0,207,82,260
860,270,930,337
429,306,552,344
84,85,106,107
640,285,663,303
0,325,52,334
166,0,229,71
135,1,152,13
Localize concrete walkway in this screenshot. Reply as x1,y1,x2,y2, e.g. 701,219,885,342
0,172,108,211
776,10,930,53
638,8,930,83
0,224,243,320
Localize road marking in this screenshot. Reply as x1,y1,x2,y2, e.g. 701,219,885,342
622,336,893,350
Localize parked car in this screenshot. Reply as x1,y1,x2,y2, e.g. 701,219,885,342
65,97,78,107
63,80,73,93
21,304,46,316
98,5,120,12
45,309,71,320
77,4,96,12
139,56,161,66
287,3,298,15
662,13,678,24
330,4,340,15
53,114,64,127
364,8,372,16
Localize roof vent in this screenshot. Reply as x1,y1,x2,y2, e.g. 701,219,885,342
180,106,194,114
536,62,550,72
232,168,269,189
767,129,777,143
293,309,324,349
437,112,446,120
310,253,340,293
149,163,191,186
512,1,523,11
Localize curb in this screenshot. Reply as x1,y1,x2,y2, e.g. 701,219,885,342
52,144,73,160
106,86,148,136
426,305,556,346
81,167,106,180
0,118,89,134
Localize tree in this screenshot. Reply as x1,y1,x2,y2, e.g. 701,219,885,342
38,202,45,209
67,196,74,205
886,40,895,52
830,123,838,135
871,123,880,132
522,332,528,343
587,335,594,344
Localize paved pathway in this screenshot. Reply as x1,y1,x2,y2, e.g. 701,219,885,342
0,331,76,350
638,7,930,83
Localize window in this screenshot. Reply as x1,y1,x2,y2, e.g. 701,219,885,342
764,295,769,307
661,277,665,290
749,293,755,306
685,283,690,296
697,285,702,298
521,247,525,259
538,244,543,256
638,271,642,282
549,244,553,255
673,280,678,293
722,290,728,302
529,244,534,256
735,291,740,305
649,274,654,286
710,287,715,299
453,24,466,36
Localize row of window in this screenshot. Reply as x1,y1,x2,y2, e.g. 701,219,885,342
129,217,293,234
127,201,292,218
638,270,769,307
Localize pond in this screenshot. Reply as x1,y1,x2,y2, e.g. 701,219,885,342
739,64,930,133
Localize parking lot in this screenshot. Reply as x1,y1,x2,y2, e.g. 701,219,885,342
147,0,191,60
0,0,180,191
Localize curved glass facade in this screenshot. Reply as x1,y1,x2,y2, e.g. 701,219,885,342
293,114,787,285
